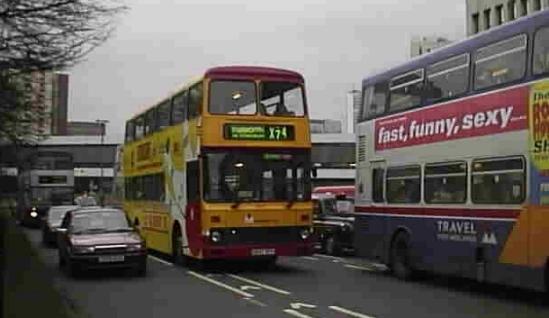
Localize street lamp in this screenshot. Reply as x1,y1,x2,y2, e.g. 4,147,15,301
96,119,109,206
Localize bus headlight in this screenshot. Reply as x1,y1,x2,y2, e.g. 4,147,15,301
30,208,38,218
210,230,222,243
300,228,311,240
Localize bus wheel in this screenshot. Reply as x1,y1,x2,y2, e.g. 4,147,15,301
390,231,413,280
324,236,341,256
172,226,184,266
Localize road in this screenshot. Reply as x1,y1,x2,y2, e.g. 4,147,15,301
23,228,549,318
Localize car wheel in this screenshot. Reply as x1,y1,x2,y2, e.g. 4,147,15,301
390,232,414,280
136,262,147,277
58,251,65,268
65,259,78,278
324,236,341,256
172,228,184,266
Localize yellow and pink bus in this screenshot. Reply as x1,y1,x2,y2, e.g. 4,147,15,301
122,66,314,265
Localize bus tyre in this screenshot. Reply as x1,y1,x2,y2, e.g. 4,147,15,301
324,236,341,256
390,232,413,280
172,226,184,266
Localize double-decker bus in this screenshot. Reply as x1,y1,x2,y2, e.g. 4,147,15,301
122,66,314,264
16,151,75,227
354,10,549,291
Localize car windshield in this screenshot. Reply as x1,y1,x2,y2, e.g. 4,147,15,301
71,211,131,233
203,150,311,203
48,206,77,221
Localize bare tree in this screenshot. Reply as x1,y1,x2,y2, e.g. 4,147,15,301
0,0,127,144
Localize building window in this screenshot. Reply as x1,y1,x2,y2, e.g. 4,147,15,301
372,168,384,203
386,166,421,204
495,5,504,25
472,13,480,34
424,162,467,204
483,9,491,30
533,0,541,11
361,82,388,120
520,0,528,15
425,53,469,102
474,34,527,90
389,69,424,112
471,157,525,204
534,27,549,75
508,0,517,20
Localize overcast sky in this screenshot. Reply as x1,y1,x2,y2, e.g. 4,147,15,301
68,0,466,142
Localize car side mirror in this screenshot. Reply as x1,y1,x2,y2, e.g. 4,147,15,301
311,168,318,178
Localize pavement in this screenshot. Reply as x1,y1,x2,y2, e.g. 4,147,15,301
8,226,549,318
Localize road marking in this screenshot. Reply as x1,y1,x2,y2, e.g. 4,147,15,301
300,256,319,261
313,253,345,262
187,271,254,298
148,255,173,266
243,297,267,307
240,285,261,291
228,274,291,295
344,264,376,271
283,309,316,318
329,306,376,318
290,302,316,310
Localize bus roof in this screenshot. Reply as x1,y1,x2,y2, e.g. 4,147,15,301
362,9,549,86
205,66,304,83
313,185,355,198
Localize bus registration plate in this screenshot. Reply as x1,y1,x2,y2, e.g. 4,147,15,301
251,248,275,256
98,255,125,263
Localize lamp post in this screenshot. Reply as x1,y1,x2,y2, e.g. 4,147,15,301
96,119,109,206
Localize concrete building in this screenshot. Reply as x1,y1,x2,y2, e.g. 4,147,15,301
311,133,355,187
410,36,452,57
466,0,549,35
310,119,342,134
66,121,105,136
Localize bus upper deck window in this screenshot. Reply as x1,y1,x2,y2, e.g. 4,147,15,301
260,82,305,117
534,27,549,75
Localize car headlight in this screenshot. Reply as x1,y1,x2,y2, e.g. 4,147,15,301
342,223,353,232
299,228,311,240
72,246,95,254
210,230,222,243
30,208,38,218
127,243,145,251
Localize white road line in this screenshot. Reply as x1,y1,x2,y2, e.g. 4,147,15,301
228,274,291,295
300,256,319,261
148,255,173,266
344,264,376,271
243,297,267,307
329,306,376,318
283,309,316,318
313,253,345,261
187,271,254,298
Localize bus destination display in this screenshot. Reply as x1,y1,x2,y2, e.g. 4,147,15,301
224,124,294,141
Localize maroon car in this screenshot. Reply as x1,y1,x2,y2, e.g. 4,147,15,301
57,208,147,277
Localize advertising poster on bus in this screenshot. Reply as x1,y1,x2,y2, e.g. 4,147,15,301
529,81,549,205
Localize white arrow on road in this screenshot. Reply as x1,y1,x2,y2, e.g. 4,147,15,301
290,302,316,310
240,285,261,291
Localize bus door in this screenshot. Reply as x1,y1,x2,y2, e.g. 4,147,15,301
185,160,202,257
355,160,386,261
